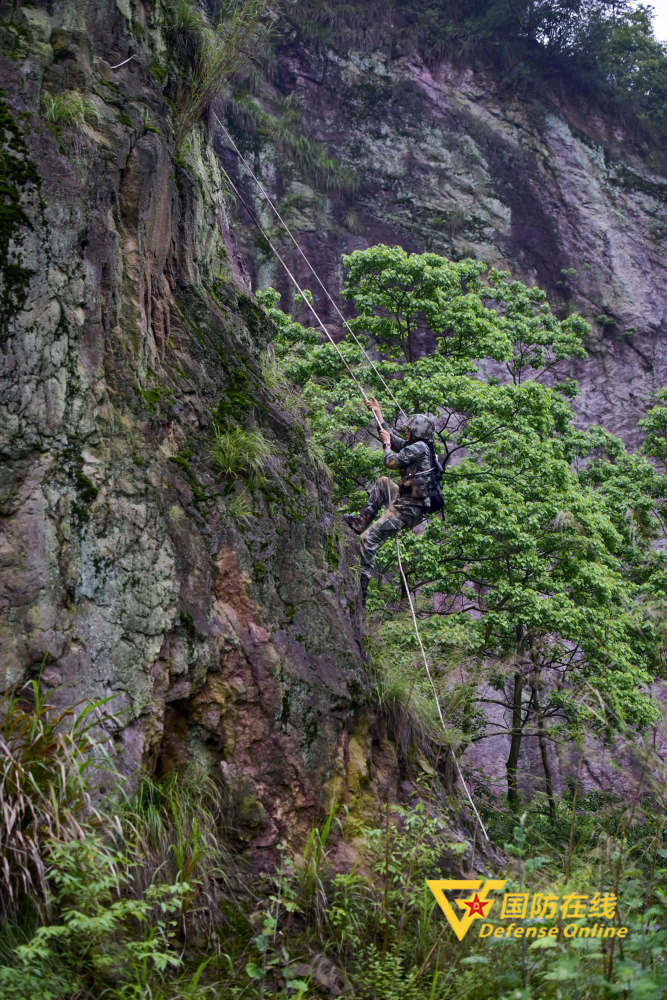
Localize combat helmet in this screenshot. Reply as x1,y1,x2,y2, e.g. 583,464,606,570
405,413,435,441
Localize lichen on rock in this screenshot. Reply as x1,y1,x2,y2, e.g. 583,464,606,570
0,0,374,858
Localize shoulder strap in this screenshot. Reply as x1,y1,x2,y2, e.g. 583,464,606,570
428,442,443,484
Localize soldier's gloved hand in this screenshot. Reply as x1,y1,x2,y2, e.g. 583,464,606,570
379,429,391,446
365,396,381,415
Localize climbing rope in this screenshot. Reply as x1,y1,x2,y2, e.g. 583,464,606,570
215,152,382,429
395,539,490,843
215,114,489,843
214,112,408,420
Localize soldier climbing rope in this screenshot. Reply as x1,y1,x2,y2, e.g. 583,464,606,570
214,112,490,843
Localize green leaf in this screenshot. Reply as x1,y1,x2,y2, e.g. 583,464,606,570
245,961,265,979
529,935,559,949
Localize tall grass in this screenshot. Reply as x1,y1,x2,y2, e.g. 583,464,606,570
367,614,470,780
168,0,273,143
114,765,234,944
0,680,108,919
223,91,360,195
0,681,244,996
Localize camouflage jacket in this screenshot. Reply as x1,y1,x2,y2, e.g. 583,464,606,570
381,422,436,504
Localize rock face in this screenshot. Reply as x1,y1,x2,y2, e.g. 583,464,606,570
0,0,371,859
0,1,664,855
228,29,666,445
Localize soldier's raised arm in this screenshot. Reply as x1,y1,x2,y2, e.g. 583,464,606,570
383,440,424,470
365,397,405,450
383,423,407,452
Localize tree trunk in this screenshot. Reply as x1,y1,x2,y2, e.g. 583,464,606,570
533,686,556,821
506,671,523,811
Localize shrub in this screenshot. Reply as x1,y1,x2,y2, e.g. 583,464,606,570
0,835,187,1000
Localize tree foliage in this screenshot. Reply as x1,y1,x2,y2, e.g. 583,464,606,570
639,386,667,465
259,245,664,806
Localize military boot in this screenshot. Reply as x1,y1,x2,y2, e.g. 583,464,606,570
360,575,370,607
343,504,376,535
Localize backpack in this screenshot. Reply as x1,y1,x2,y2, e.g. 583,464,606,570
426,441,444,512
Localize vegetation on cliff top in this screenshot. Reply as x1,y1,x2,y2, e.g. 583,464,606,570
289,0,667,146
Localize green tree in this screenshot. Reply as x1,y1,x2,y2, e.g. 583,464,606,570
259,246,662,808
576,416,667,679
595,5,667,133
639,386,667,465
399,395,660,809
341,245,588,375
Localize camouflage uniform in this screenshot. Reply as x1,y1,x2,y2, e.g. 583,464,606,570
359,423,434,582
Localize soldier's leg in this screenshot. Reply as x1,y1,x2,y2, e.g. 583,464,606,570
345,476,398,534
359,500,423,582
367,476,398,511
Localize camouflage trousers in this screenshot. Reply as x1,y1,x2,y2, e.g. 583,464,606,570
360,476,426,580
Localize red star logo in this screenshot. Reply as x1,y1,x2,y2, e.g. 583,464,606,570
461,892,492,918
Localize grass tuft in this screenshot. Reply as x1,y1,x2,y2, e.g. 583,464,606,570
167,0,273,143
41,90,95,127
210,421,271,480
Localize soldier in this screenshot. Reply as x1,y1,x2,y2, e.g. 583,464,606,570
344,397,443,604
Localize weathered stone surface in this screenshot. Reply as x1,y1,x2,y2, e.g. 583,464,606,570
228,39,666,446
1,1,663,861
0,0,375,858
220,23,666,801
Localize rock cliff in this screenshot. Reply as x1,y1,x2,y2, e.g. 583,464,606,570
227,14,666,444
1,0,664,862
0,0,377,860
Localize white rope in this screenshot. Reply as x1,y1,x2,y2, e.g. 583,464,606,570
216,156,383,429
109,54,136,70
395,538,490,843
214,112,407,419
214,113,488,842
